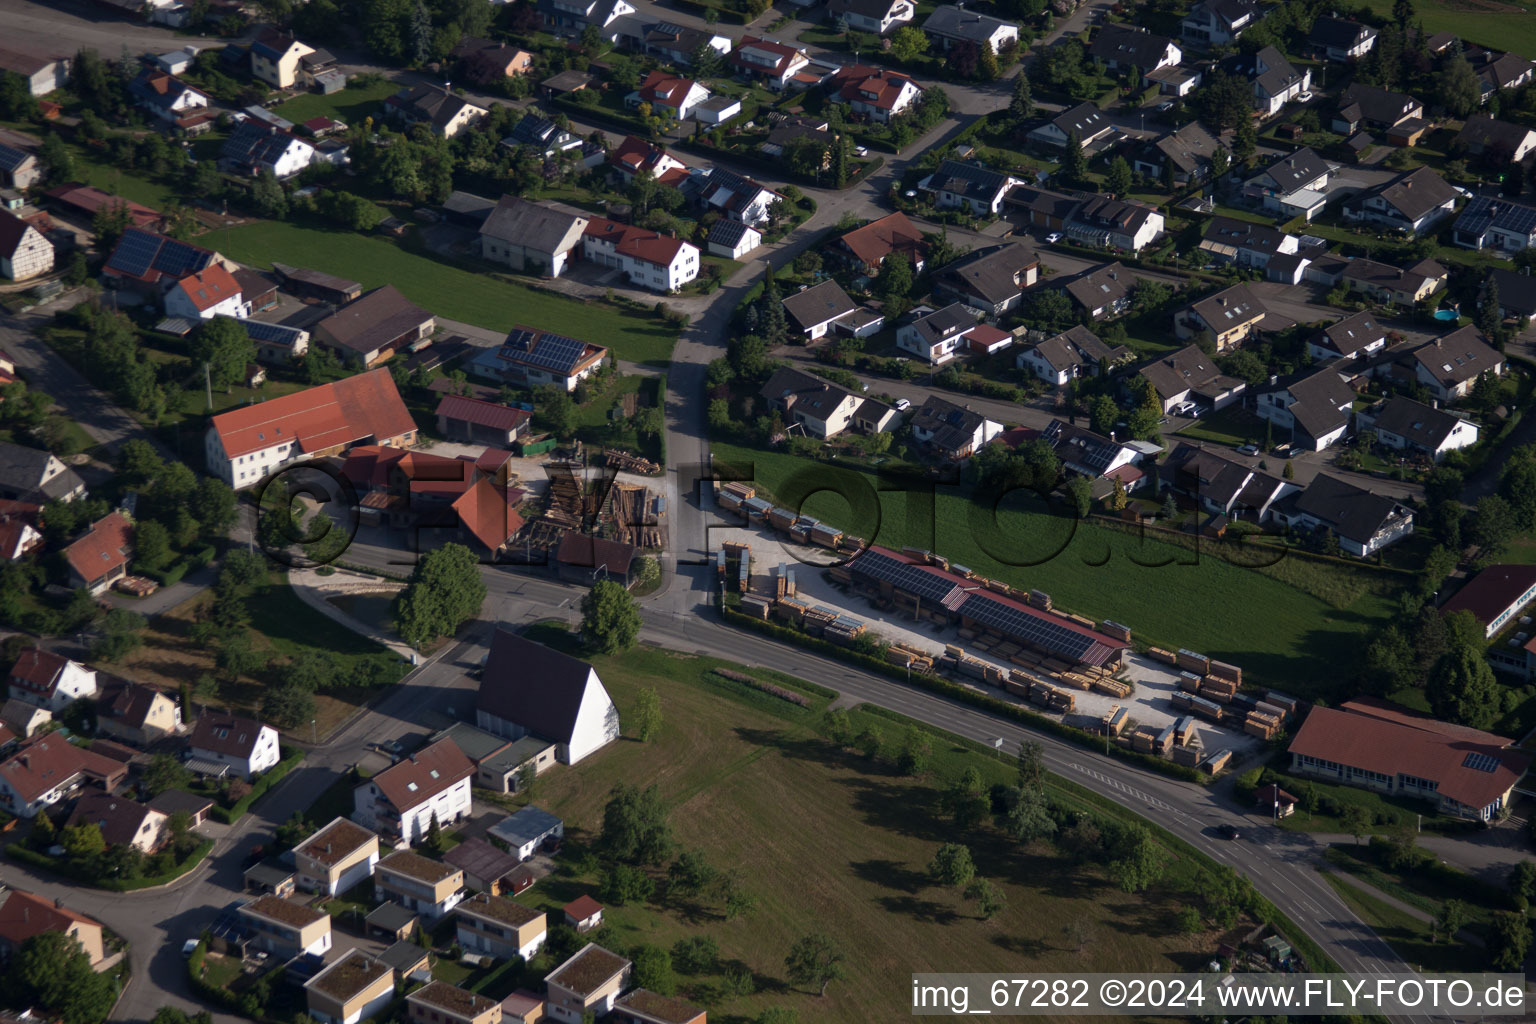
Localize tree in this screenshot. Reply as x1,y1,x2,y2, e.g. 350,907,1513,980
1064,474,1093,518
928,842,975,888
60,822,106,860
7,931,118,1024
1358,626,1415,696
896,725,931,775
1104,156,1132,198
1016,740,1043,792
1232,115,1257,165
1062,132,1088,187
600,783,672,865
889,25,928,62
785,933,845,996
251,169,288,219
873,252,913,304
631,945,675,995
1480,273,1503,340
1440,50,1482,118
191,316,257,391
537,385,577,438
1210,145,1230,179
1010,70,1033,121
1003,787,1057,843
580,580,642,655
964,877,1006,919
1491,910,1531,970
261,681,315,729
977,39,999,81
668,849,718,898
599,862,654,905
1063,918,1095,953
1392,0,1414,26
1282,459,1295,480
39,132,73,184
1340,803,1372,845
1432,898,1468,943
1510,861,1536,905
132,520,173,572
1107,824,1164,893
1472,494,1517,554
672,935,720,974
756,1010,797,1024
631,685,661,742
394,543,487,650
1194,69,1254,130
143,753,193,798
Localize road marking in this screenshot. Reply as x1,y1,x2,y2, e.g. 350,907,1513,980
1065,763,1173,812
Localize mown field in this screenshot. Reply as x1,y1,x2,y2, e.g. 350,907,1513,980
207,222,679,365
1353,0,1536,56
712,442,1407,696
513,625,1238,1023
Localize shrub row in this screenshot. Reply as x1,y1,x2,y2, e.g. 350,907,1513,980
719,606,1207,783
209,747,305,825
712,668,810,707
6,839,213,891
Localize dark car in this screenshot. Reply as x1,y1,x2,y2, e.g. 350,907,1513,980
1217,824,1241,840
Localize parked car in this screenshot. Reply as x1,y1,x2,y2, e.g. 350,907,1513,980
1296,91,1314,103
895,398,912,411
1045,231,1063,243
1157,101,1175,113
183,939,200,957
1171,400,1197,417
1236,443,1259,456
1272,443,1293,458
854,145,868,157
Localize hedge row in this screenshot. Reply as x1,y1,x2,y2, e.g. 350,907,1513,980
209,747,305,825
6,839,213,891
654,372,668,473
720,606,1208,784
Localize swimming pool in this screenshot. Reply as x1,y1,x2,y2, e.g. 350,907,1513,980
1433,308,1459,321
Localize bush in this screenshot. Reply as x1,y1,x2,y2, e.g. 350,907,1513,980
208,747,305,824
6,838,212,891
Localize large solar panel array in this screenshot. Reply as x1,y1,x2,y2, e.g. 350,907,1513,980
652,20,685,36
1462,752,1501,774
958,594,1102,664
106,229,164,278
501,328,589,374
848,549,962,605
238,319,307,345
0,141,28,171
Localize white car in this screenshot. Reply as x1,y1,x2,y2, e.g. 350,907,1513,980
1296,91,1314,103
854,145,868,157
895,398,912,411
183,940,199,957
1045,232,1063,243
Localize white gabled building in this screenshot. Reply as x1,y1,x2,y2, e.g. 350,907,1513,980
582,217,699,292
352,737,474,846
476,629,620,766
0,209,52,283
8,648,97,713
163,264,250,321
187,713,281,779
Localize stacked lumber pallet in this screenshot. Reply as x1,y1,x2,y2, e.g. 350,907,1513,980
1199,677,1238,704
603,448,660,475
1201,749,1232,774
1171,744,1204,768
1028,679,1075,713
1265,691,1301,715
1147,647,1178,666
827,566,852,585
773,599,807,625
1101,620,1133,643
1173,716,1198,747
825,617,864,646
718,482,754,509
1207,659,1242,686
765,507,797,532
1091,676,1133,698
1177,671,1202,694
1176,649,1212,675
1061,612,1097,631
1101,705,1128,736
1172,691,1224,722
1027,590,1052,610
1244,710,1282,740
741,596,771,619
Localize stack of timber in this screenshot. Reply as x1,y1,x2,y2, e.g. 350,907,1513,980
1176,649,1212,675
1147,647,1178,666
717,481,754,510
1090,676,1133,698
603,448,660,475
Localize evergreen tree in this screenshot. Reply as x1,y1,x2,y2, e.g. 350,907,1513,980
1439,50,1482,117
1233,116,1257,166
831,134,851,187
1393,0,1414,27
759,277,789,346
1009,72,1033,121
1479,274,1503,340
978,40,999,81
1105,156,1132,198
1062,132,1087,187
409,0,433,65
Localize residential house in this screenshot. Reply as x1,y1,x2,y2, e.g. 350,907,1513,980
487,806,564,863
1487,266,1536,319
0,209,51,282
553,533,636,588
581,218,699,292
163,264,249,321
431,722,557,797
1340,256,1446,306
0,700,48,740
1288,697,1528,822
1356,395,1479,462
1307,310,1386,362
188,713,281,779
205,368,417,488
1443,563,1536,640
1088,25,1181,75
1243,147,1334,221
0,442,84,504
149,788,214,828
1453,195,1536,252
502,114,582,158
760,114,831,160
250,29,314,88
0,500,41,562
0,734,125,818
443,837,524,894
545,944,633,1024
1256,366,1356,450
1456,116,1536,163
928,161,1022,216
922,5,1019,51
781,280,859,341
313,286,434,369
1474,51,1536,103
0,889,106,966
1180,0,1265,45
127,69,211,131
476,628,621,765
908,396,1002,459
1004,183,1079,233
538,0,636,41
1068,195,1165,251
1017,324,1130,386
633,22,733,66
1274,472,1415,554
897,302,986,363
0,50,69,97
627,71,711,122
1343,166,1459,235
1308,16,1377,60
387,85,487,137
352,737,474,846
451,478,526,561
452,38,535,86
1174,283,1286,350
1056,262,1132,320
758,367,868,439
1408,326,1504,400
1042,419,1146,481
471,326,607,393
730,37,811,90
97,678,180,746
9,649,97,713
1198,216,1300,271
689,167,784,228
1026,101,1114,150
295,817,380,897
607,135,690,187
613,992,707,1024
376,852,465,924
932,243,1039,317
435,395,531,448
406,982,501,1024
1223,45,1310,115
1132,122,1222,184
65,793,167,854
1160,442,1298,522
238,895,332,958
219,121,316,179
304,950,396,1024
706,219,761,259
0,142,40,191
103,228,218,295
825,0,914,34
455,894,546,961
1332,84,1423,136
835,212,925,274
825,65,922,123
563,896,604,932
479,197,588,278
1140,344,1248,414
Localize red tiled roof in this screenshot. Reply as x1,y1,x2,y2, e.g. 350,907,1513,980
434,394,531,434
554,532,634,574
172,264,242,312
209,368,416,459
0,735,124,803
62,511,133,585
839,212,924,268
475,448,514,475
370,737,474,812
583,218,690,268
340,444,409,491
1439,564,1536,628
453,478,525,553
731,36,804,74
635,70,700,107
9,647,67,695
100,676,168,730
1288,698,1531,811
608,136,689,186
829,65,918,110
43,183,161,228
563,894,602,920
0,889,100,948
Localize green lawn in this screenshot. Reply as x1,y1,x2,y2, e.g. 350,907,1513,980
1354,0,1536,56
65,141,179,210
512,624,1239,1021
712,442,1407,695
271,78,401,127
206,222,680,365
1322,874,1488,973
1176,404,1267,447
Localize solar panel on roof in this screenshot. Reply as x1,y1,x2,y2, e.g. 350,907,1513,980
238,319,305,344
1462,752,1501,773
653,20,685,34
849,550,962,605
0,142,28,170
958,593,1101,662
108,230,161,278
500,328,589,374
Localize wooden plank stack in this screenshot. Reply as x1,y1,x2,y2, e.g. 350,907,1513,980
718,482,754,510
1101,620,1133,643
1061,612,1098,631
766,507,797,532
1027,590,1052,611
1177,671,1202,694
1102,706,1128,736
1207,659,1242,686
1244,710,1282,740
1265,691,1301,715
1176,649,1212,675
1091,676,1133,698
1172,692,1224,722
1172,744,1204,767
741,595,771,619
1199,677,1238,704
824,617,864,646
1147,647,1178,666
773,599,807,625
1201,749,1233,774
1174,716,1198,747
